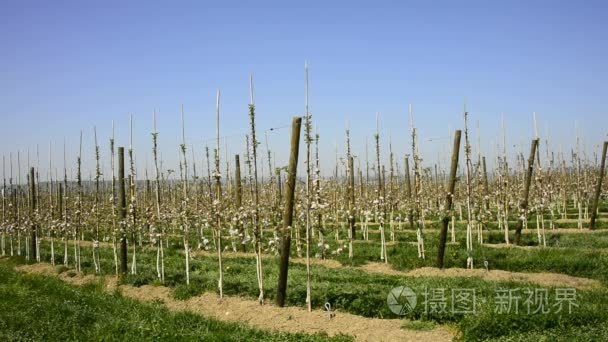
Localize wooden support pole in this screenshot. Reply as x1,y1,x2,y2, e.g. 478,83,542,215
276,117,302,307
118,147,128,274
29,167,37,261
235,155,242,208
348,156,356,239
514,139,539,245
482,156,489,210
590,141,608,229
57,183,63,221
404,156,414,229
235,154,245,252
437,130,461,268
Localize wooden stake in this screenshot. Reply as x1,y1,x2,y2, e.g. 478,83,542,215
514,139,539,245
348,156,356,240
118,147,128,274
29,167,37,261
590,141,608,229
404,155,414,229
235,154,245,252
437,131,461,268
276,117,302,308
482,156,489,210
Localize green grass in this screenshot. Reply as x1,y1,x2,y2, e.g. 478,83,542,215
486,325,608,342
401,319,438,331
0,258,350,342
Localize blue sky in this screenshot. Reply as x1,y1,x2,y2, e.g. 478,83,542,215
1,1,607,181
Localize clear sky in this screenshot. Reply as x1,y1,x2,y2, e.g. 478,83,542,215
1,0,607,181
